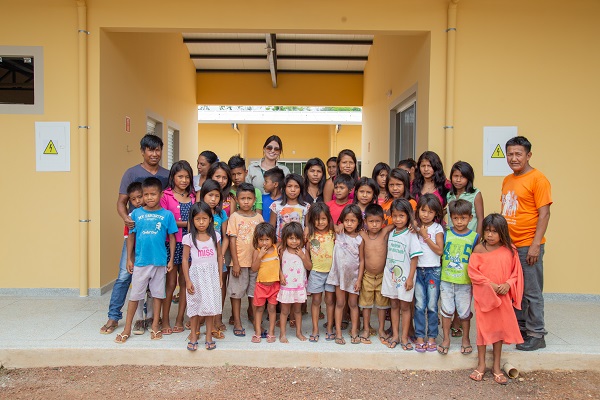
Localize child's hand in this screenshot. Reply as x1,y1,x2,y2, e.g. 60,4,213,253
496,283,510,295
408,221,418,233
123,216,135,229
490,282,499,293
186,282,195,295
126,260,134,274
293,247,306,260
280,276,287,286
405,279,414,291
167,261,174,272
354,280,362,292
258,246,269,258
334,224,344,234
232,264,241,277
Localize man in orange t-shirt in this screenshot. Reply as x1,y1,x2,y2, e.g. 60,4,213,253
501,136,552,352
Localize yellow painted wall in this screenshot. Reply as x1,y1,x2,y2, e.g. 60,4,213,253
198,73,362,107
0,0,80,288
98,32,197,287
334,125,362,160
197,124,242,162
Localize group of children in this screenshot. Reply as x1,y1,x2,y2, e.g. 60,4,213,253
114,147,523,385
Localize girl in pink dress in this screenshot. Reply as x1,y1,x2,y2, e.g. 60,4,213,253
277,222,312,343
468,214,524,384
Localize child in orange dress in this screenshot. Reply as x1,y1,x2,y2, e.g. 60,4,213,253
468,213,524,385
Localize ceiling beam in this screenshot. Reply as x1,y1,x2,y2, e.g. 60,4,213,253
183,38,265,44
190,54,264,59
266,33,277,88
277,39,373,45
195,69,363,75
278,55,368,61
190,54,367,61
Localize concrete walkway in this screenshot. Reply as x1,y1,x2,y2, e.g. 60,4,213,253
1,292,599,371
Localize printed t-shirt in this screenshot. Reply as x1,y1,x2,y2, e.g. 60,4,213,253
441,229,479,284
269,201,310,240
308,231,335,273
501,169,552,247
130,207,178,266
226,212,264,267
446,188,480,232
213,209,228,241
417,222,444,267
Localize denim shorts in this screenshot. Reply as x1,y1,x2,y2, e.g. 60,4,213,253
306,270,335,294
439,280,472,320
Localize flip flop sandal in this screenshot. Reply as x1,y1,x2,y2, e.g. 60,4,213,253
427,342,438,352
214,323,227,332
233,328,246,337
266,335,277,343
493,372,508,385
325,332,336,341
251,335,261,343
172,325,185,334
341,320,350,330
187,341,198,351
149,329,162,340
415,343,427,353
360,336,372,344
309,334,319,342
289,319,296,328
350,335,361,344
211,329,225,340
260,329,268,338
469,369,485,382
437,345,449,355
387,340,399,349
132,320,145,335
369,327,377,337
379,336,390,345
334,337,346,345
400,342,414,351
461,345,473,355
162,327,173,335
205,341,216,350
114,333,129,344
451,327,463,337
100,323,118,335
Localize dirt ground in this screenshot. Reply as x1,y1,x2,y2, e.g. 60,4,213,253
0,365,598,400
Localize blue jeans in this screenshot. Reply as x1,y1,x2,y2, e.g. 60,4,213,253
107,239,132,321
414,267,441,339
515,244,547,338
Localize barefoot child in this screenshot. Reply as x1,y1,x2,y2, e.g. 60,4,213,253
250,223,280,343
358,204,394,344
277,222,312,343
305,202,336,342
326,204,365,345
381,199,422,350
182,202,223,351
468,214,524,384
438,199,479,355
227,183,264,338
114,177,178,344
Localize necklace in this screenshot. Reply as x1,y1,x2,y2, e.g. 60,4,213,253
173,189,187,197
367,231,379,240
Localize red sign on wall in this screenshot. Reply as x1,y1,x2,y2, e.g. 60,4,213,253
125,116,131,133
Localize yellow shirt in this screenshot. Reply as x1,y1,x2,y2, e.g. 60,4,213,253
308,231,335,273
257,245,280,283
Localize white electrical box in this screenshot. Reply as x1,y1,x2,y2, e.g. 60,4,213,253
482,126,517,177
35,122,70,172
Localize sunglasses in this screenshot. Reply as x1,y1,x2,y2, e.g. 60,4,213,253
265,145,281,152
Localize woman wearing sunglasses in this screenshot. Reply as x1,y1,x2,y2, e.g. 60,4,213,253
246,135,291,194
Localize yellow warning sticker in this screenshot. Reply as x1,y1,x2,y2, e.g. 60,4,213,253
491,144,505,159
43,140,58,155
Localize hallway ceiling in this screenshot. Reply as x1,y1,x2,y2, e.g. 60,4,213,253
183,33,373,87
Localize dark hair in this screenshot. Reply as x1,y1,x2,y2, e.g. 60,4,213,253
481,213,513,252
327,156,337,165
167,160,194,193
188,201,218,250
338,204,363,231
126,181,142,195
140,134,163,150
199,150,219,165
416,193,443,224
264,167,285,190
237,182,256,197
263,135,284,154
398,158,417,169
253,222,277,249
505,136,532,153
449,161,476,195
333,173,355,191
353,177,379,205
306,202,334,237
390,198,414,228
303,158,326,197
207,161,232,201
448,199,472,216
142,177,162,192
281,221,304,250
336,149,359,181
199,179,223,214
411,151,448,205
386,168,412,201
371,162,391,183
364,203,384,219
281,174,307,206
228,154,246,170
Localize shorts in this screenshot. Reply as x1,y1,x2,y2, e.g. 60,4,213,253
227,268,257,299
130,265,166,301
358,271,390,309
439,281,472,320
253,282,280,306
307,270,335,294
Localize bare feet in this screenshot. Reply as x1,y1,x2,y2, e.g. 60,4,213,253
280,335,289,343
296,333,307,341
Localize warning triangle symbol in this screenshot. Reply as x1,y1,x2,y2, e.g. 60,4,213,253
44,140,58,155
491,144,505,159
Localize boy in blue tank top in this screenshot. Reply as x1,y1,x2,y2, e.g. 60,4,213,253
438,199,479,355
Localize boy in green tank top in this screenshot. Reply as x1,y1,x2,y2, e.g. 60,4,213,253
438,199,479,355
